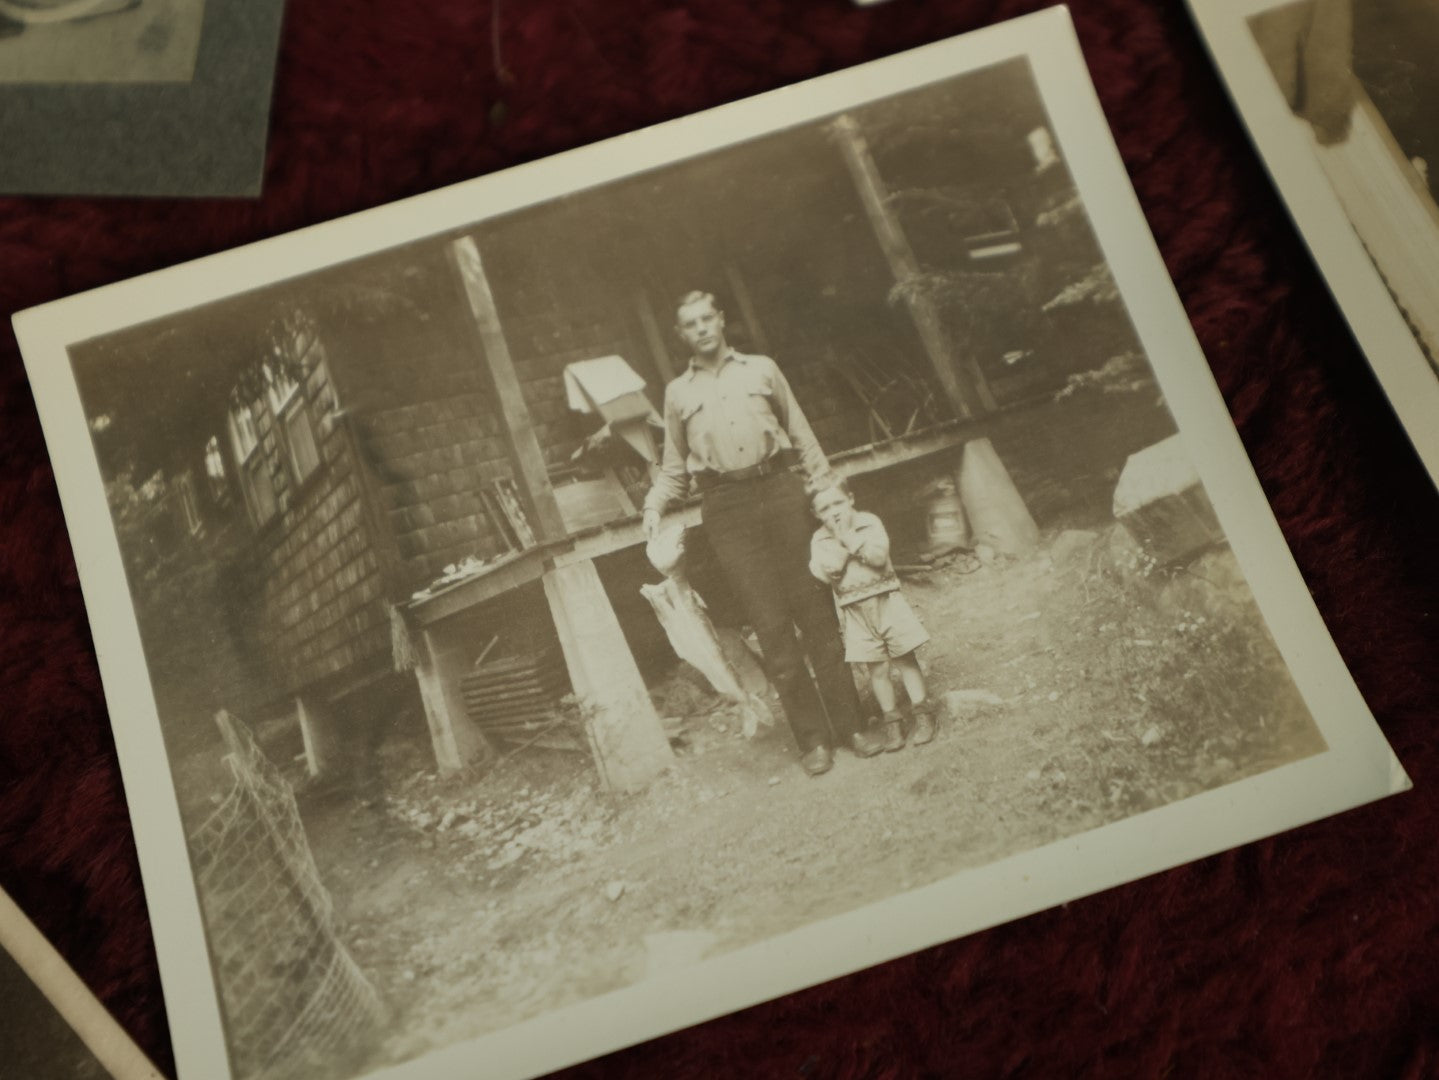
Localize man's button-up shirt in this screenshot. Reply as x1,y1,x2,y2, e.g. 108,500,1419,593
644,349,835,514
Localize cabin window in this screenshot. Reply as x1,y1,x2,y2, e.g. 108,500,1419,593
228,401,277,528
266,360,322,486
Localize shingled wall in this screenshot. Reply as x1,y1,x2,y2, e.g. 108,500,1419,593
477,229,657,470
324,284,519,593
244,346,389,697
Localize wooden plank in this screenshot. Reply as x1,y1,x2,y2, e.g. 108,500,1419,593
480,486,521,553
491,477,537,548
461,674,568,695
462,687,568,709
547,422,975,569
830,113,997,420
485,721,575,739
635,287,679,385
406,547,549,628
409,415,1030,626
470,702,563,719
414,624,493,772
462,652,563,676
1315,91,1439,361
543,559,673,791
320,660,394,705
295,695,343,778
475,711,564,729
957,436,1039,557
447,235,568,542
461,665,567,687
461,675,569,698
724,263,772,355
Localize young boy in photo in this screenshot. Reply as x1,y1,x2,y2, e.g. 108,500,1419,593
808,478,937,751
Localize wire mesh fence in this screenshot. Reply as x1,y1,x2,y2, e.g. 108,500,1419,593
190,710,387,1080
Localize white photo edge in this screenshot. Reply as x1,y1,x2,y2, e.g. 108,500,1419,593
12,7,1408,1080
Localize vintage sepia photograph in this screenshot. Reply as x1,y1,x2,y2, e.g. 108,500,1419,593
0,0,206,84
1193,0,1439,484
12,11,1403,1080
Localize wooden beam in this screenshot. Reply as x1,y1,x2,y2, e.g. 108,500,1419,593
542,559,673,791
547,421,979,569
320,661,395,707
406,547,549,628
414,623,493,772
724,263,772,355
295,695,343,778
830,113,997,420
1315,92,1439,362
635,287,679,386
957,437,1038,556
447,235,568,542
406,420,1040,615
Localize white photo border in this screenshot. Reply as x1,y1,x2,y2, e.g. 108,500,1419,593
1190,0,1439,487
12,8,1408,1079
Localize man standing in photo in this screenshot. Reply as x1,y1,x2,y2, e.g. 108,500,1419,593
643,290,885,776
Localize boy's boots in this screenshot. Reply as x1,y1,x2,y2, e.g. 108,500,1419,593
909,699,938,745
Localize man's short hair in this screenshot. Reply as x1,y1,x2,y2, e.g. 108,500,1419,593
675,290,720,318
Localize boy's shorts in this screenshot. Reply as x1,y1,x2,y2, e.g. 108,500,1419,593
840,591,929,663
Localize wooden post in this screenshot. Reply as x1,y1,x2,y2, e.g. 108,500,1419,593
724,263,772,355
635,288,679,386
447,235,568,542
542,559,673,791
1313,93,1439,362
831,113,998,420
957,438,1038,557
295,695,343,778
413,623,492,772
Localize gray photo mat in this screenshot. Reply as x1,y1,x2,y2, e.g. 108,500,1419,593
0,0,285,197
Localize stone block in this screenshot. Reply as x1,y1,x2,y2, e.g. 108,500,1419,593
958,437,1039,556
1112,435,1225,566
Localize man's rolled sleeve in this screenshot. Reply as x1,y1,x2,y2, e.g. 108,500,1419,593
644,385,691,515
767,360,837,492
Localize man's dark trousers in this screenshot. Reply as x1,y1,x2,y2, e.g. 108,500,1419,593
701,469,864,753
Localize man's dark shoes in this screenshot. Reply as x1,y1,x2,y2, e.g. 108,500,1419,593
848,729,886,758
910,701,937,745
800,744,834,777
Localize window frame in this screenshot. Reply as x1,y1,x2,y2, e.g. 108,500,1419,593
265,349,323,489
227,399,278,528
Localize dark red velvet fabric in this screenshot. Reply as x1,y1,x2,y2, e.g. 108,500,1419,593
1,1,1435,1077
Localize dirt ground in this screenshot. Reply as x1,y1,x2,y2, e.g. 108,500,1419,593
291,524,1324,1074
